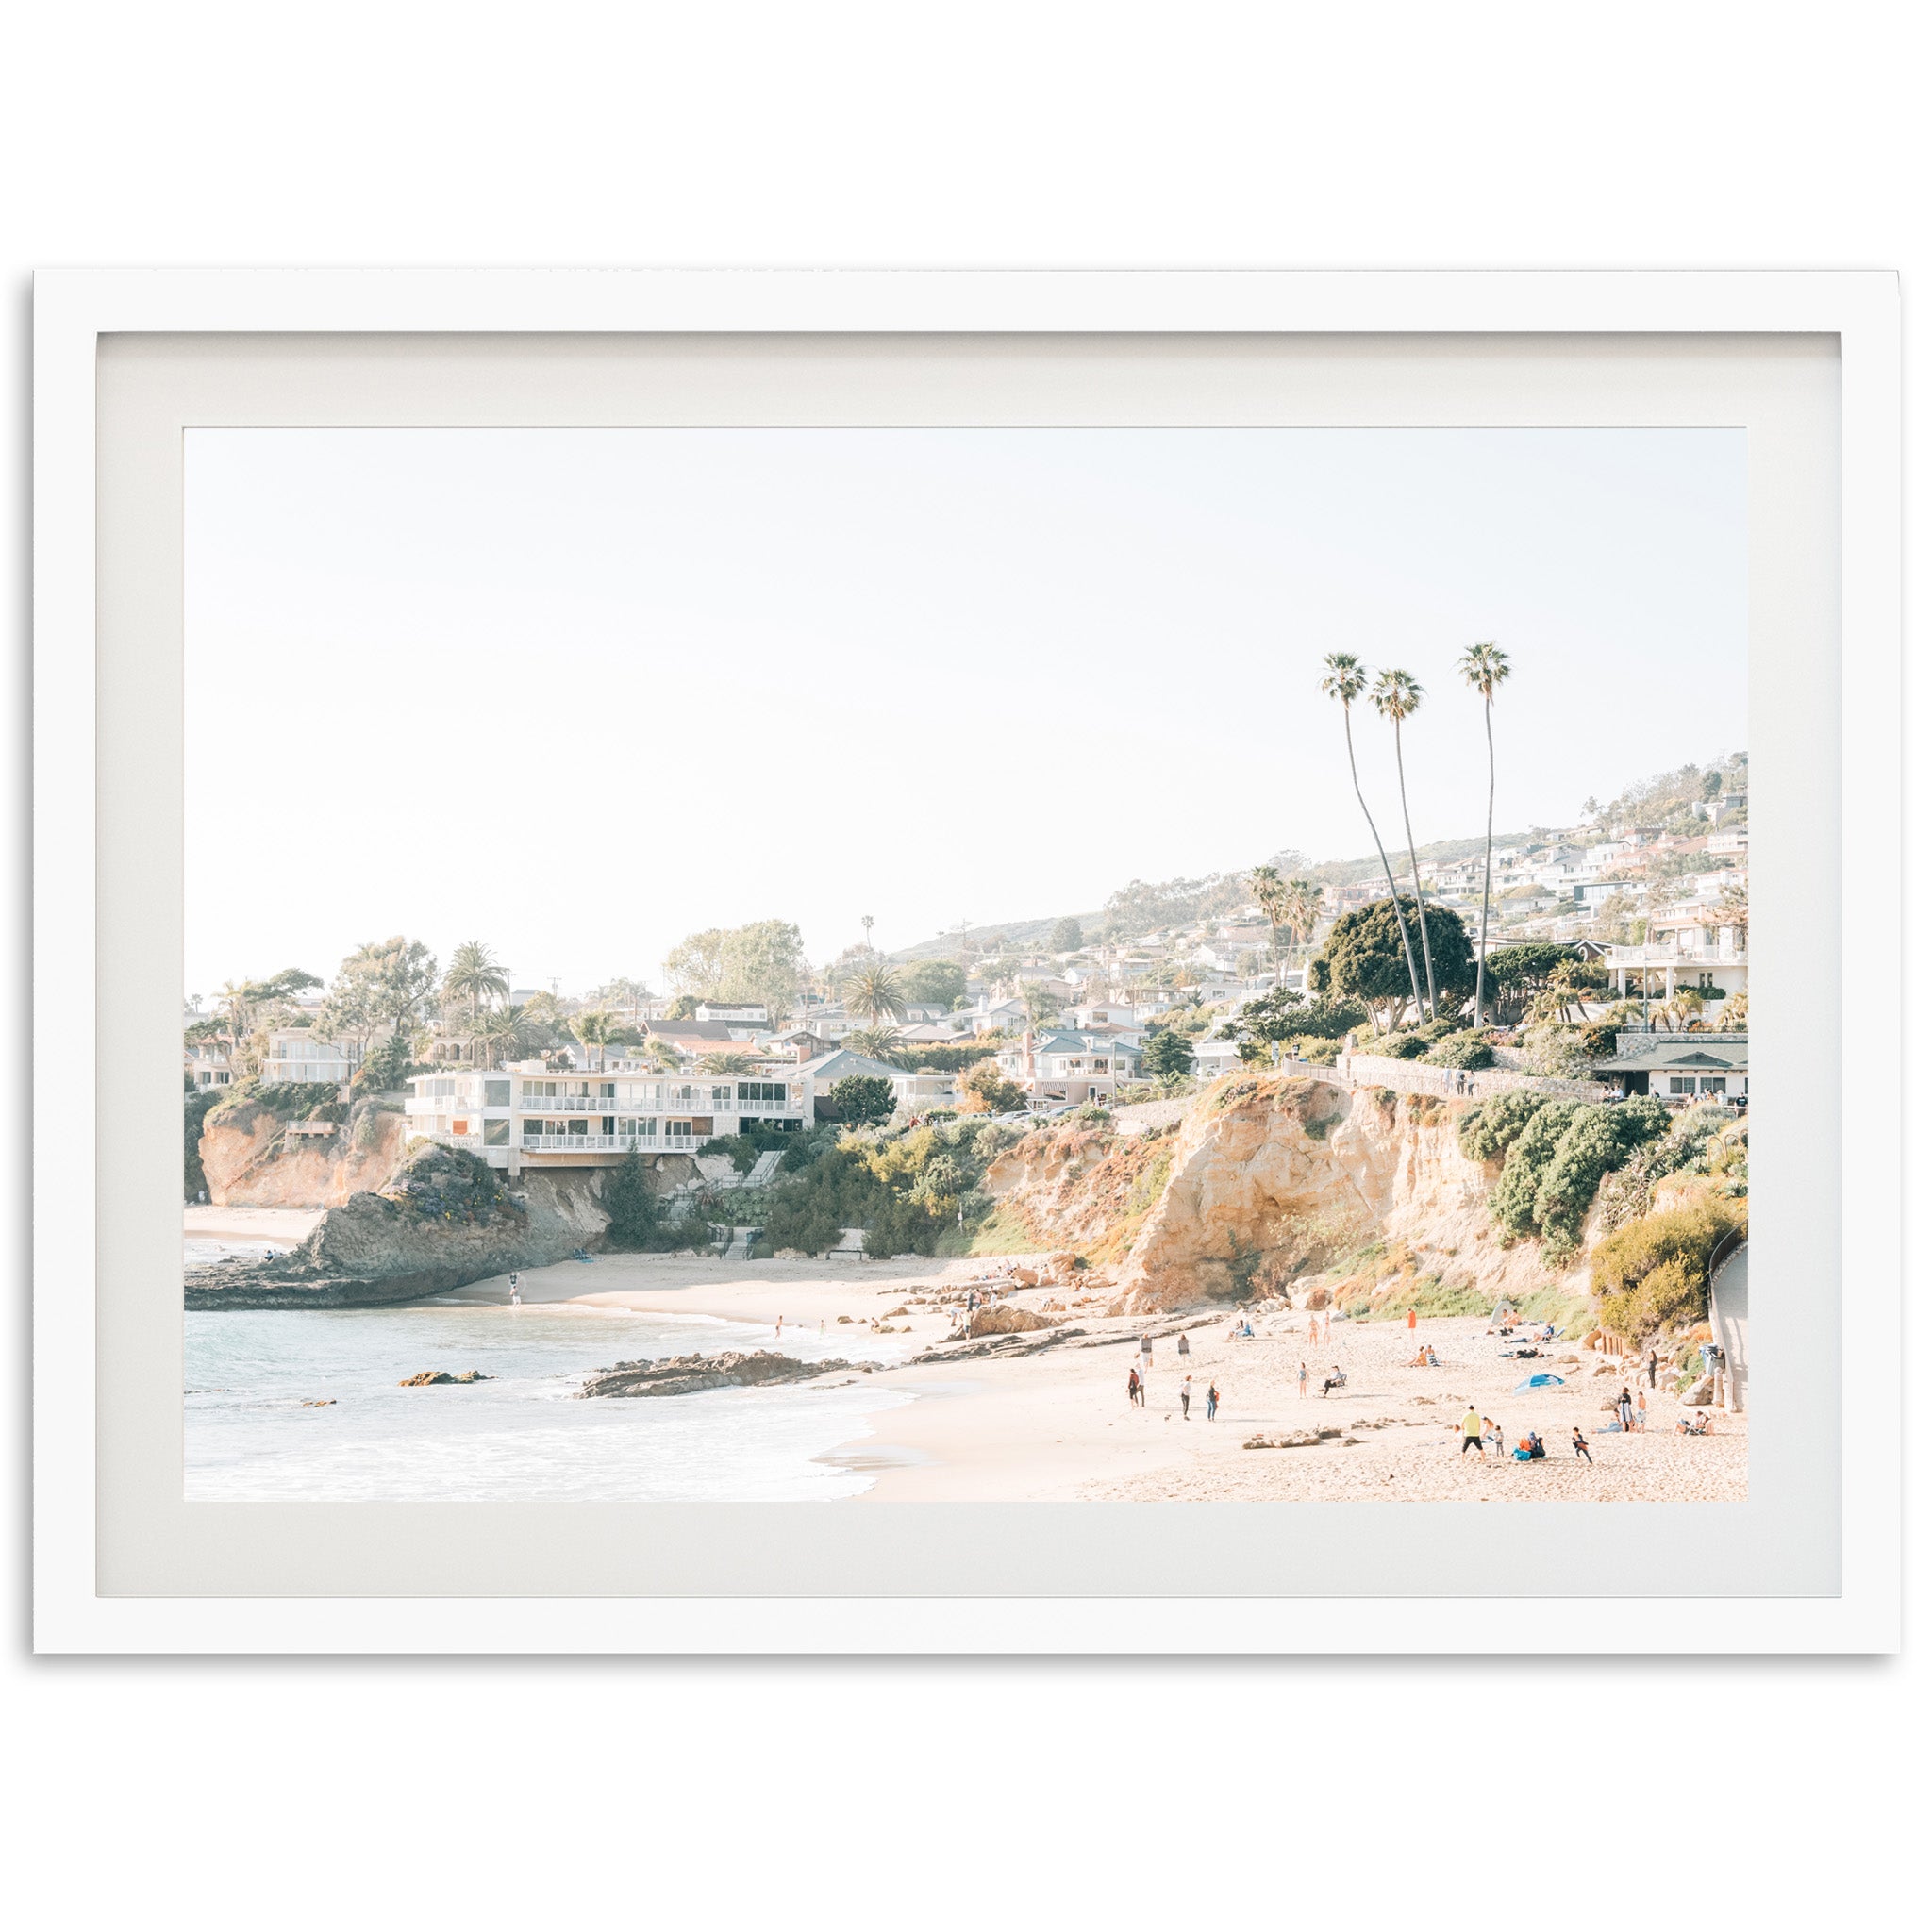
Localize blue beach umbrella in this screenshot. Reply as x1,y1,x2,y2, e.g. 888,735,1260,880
1513,1373,1566,1392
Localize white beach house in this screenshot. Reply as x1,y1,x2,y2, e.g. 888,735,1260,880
403,1060,808,1172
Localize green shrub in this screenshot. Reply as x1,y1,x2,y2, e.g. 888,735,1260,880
1531,1097,1671,1251
1488,1101,1584,1237
1591,1200,1742,1340
1424,1030,1495,1070
603,1149,661,1249
1456,1087,1547,1162
1377,1031,1432,1061
1291,1037,1340,1066
825,1074,896,1126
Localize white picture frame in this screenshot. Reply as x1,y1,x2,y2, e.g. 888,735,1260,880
34,269,1901,1654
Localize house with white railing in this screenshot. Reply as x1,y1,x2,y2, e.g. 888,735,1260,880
402,1058,808,1172
260,1028,358,1086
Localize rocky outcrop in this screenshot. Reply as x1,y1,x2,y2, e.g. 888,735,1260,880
1110,1078,1590,1314
199,1097,408,1208
576,1351,856,1399
184,1145,619,1309
964,1303,1058,1337
399,1369,494,1386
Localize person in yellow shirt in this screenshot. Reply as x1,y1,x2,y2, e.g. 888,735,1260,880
1460,1406,1484,1455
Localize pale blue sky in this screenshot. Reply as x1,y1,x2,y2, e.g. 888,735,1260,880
185,426,1746,995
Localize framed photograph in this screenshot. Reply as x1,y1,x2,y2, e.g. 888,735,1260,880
34,270,1899,1653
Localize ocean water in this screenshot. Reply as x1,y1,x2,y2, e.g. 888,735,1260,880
184,1247,911,1501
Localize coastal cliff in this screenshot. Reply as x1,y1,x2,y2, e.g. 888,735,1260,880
199,1096,408,1208
981,1076,1588,1316
185,1144,617,1308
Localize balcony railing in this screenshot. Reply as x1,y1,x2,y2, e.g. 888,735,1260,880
1604,943,1745,966
520,1133,708,1153
511,1091,803,1116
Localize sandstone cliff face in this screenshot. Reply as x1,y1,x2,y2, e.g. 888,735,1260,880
199,1099,408,1208
984,1076,1591,1315
1113,1077,1590,1313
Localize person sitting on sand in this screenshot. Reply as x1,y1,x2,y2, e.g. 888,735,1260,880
1678,1410,1713,1436
1411,1346,1430,1366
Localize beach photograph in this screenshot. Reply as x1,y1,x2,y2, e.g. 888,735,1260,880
182,425,1751,1503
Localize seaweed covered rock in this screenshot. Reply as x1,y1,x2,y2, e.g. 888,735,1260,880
187,1144,548,1308
576,1351,856,1399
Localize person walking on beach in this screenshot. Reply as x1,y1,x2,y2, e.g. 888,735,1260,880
1180,1374,1192,1420
1127,1366,1142,1407
1646,1348,1658,1391
508,1271,521,1307
1206,1382,1220,1421
1141,1332,1154,1372
1572,1426,1593,1463
1407,1306,1417,1331
1460,1406,1485,1455
1177,1330,1191,1360
1297,1361,1308,1399
1323,1308,1332,1340
1307,1313,1318,1343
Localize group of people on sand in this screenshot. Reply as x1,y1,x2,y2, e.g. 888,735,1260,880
1125,1333,1219,1422
1458,1403,1596,1466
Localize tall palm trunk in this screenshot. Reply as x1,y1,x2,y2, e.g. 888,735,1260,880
1342,708,1425,1028
1391,716,1438,1020
1474,694,1496,1027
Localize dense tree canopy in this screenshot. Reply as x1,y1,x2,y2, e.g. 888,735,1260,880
900,958,968,1008
1313,897,1474,1031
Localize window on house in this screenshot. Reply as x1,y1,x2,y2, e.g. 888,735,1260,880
1668,1076,1696,1094
485,1080,510,1106
485,1120,509,1145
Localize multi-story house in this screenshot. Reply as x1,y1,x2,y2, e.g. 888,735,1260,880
185,1041,235,1089
260,1027,358,1086
403,1059,809,1172
993,1030,1143,1107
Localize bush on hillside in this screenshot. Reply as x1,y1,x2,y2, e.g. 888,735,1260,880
1423,1029,1495,1070
1591,1199,1743,1341
1488,1100,1585,1238
603,1148,661,1249
1376,1031,1433,1060
1456,1087,1548,1163
1530,1097,1671,1253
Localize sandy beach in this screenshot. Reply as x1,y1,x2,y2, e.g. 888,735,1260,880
458,1250,1746,1502
185,1204,323,1247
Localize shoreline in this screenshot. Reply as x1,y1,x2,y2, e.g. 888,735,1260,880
452,1250,1746,1503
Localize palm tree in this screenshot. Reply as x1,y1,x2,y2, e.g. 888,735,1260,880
1279,877,1323,966
698,1049,758,1074
1320,653,1424,1028
1455,641,1511,1028
1247,864,1288,985
843,961,908,1028
841,1025,907,1064
472,1001,534,1071
1369,667,1438,1021
569,1008,616,1073
444,941,508,1018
